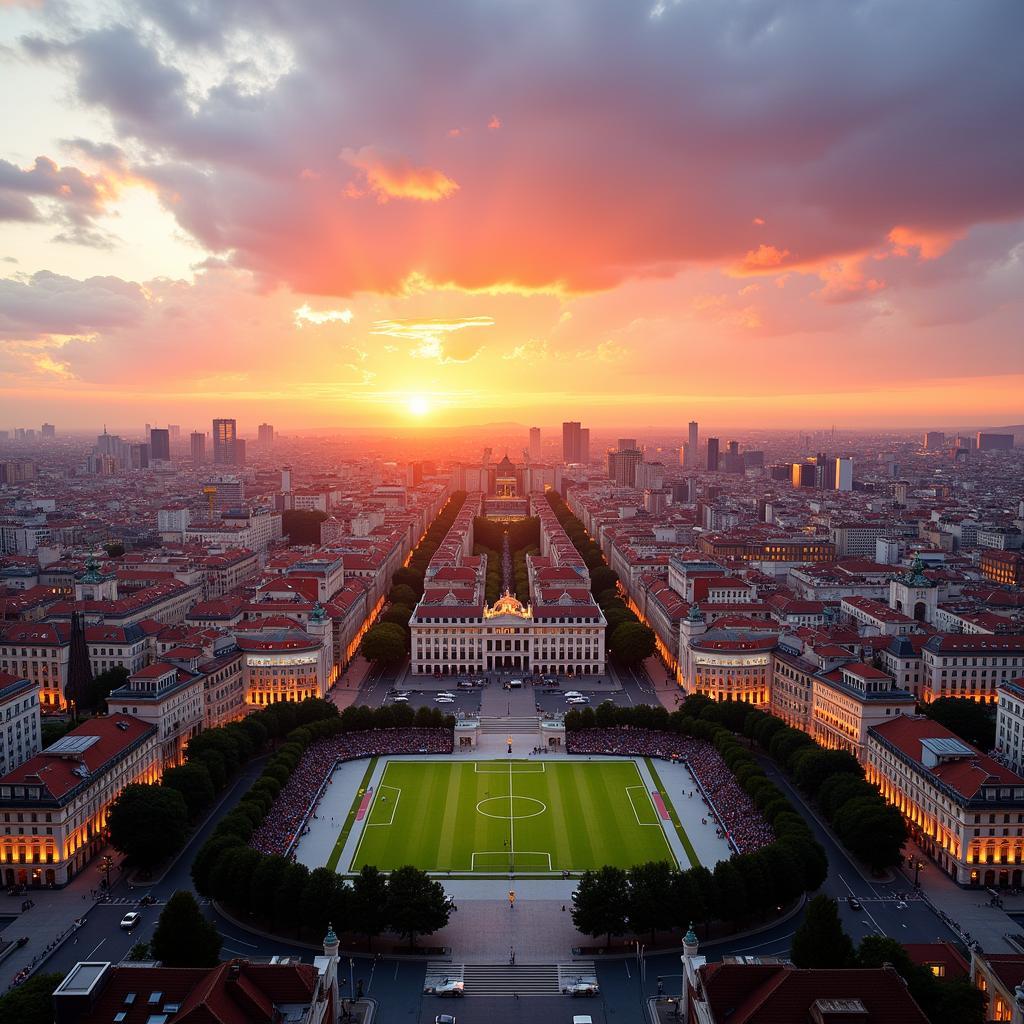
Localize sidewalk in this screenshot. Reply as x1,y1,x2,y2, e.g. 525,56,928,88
0,844,127,990
898,836,1019,952
643,656,683,712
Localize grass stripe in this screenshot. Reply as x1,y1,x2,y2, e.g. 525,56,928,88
327,756,377,871
645,757,699,868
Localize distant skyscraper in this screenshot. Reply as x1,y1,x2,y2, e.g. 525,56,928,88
529,427,541,462
727,440,739,456
149,428,170,461
792,462,816,488
167,424,181,444
213,418,238,466
190,431,206,465
579,427,590,464
40,423,55,439
235,438,247,466
834,457,854,491
688,420,699,454
706,437,720,472
977,432,1014,451
608,447,642,487
258,423,275,446
281,465,293,492
562,421,581,463
923,431,945,450
617,439,637,452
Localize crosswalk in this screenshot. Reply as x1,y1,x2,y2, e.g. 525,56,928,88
424,960,598,997
96,896,211,907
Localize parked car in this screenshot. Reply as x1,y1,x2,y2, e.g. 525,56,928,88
567,696,590,705
564,691,583,698
437,691,456,698
392,695,410,703
119,912,141,931
435,696,455,704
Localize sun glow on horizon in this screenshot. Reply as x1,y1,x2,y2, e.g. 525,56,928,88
406,394,432,417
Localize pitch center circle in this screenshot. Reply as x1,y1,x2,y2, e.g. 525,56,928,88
476,795,546,820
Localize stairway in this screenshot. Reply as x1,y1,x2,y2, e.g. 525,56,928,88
424,961,598,997
478,715,539,734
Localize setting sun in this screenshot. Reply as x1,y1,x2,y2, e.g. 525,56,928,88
407,395,431,417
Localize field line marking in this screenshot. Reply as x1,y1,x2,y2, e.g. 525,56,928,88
347,763,396,871
625,785,659,827
508,758,515,872
366,785,401,827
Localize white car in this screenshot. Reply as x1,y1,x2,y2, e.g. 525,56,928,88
119,912,141,931
392,695,410,703
435,696,455,704
436,691,456,698
573,1017,594,1024
567,696,590,705
564,691,583,698
433,979,465,997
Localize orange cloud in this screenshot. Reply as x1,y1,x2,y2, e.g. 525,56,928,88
340,146,460,203
814,256,885,302
752,216,765,226
487,115,502,130
887,225,964,260
733,243,792,274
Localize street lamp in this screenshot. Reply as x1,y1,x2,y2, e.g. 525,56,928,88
914,859,923,888
99,855,113,893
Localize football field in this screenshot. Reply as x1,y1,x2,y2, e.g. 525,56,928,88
347,759,679,874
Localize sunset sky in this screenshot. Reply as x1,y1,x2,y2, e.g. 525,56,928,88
1,0,1022,432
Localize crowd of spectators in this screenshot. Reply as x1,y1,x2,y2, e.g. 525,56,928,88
251,727,453,856
567,727,773,854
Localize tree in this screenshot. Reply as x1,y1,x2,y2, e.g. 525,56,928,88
381,603,413,630
571,866,630,949
103,542,125,558
360,623,408,665
84,665,129,713
609,622,657,666
923,697,996,751
627,861,676,939
300,867,342,939
151,891,222,967
789,895,854,969
590,566,618,595
162,763,216,819
391,567,424,597
834,797,906,871
107,784,188,869
351,864,390,949
0,972,64,1024
127,940,152,961
386,865,451,948
388,584,418,608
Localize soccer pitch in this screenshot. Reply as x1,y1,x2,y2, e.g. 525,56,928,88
347,759,679,874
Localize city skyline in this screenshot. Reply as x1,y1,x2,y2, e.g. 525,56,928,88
2,1,1024,428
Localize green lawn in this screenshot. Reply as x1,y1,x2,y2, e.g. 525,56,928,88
346,759,680,874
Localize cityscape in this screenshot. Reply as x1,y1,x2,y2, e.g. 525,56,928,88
2,3,1024,1024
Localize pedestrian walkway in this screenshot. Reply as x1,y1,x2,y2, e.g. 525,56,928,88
899,836,1019,952
0,843,128,991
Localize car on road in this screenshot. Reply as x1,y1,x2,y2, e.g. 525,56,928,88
433,979,464,997
119,912,141,931
435,1015,457,1024
392,695,409,703
566,981,599,997
567,696,590,704
508,679,523,687
436,691,456,698
564,690,582,698
847,896,862,911
572,1016,594,1024
435,696,455,704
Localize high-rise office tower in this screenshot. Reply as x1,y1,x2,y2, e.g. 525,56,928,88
529,427,541,462
618,439,637,452
190,431,206,465
727,440,739,456
579,428,590,464
213,418,238,466
258,423,274,446
706,437,720,472
923,431,945,450
562,421,581,463
149,428,171,461
688,421,699,454
834,457,854,491
168,425,181,444
608,448,642,487
235,438,247,466
281,465,293,492
41,423,55,439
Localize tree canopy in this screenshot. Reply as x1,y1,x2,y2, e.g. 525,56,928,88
922,697,996,751
609,621,657,665
107,784,188,869
151,891,223,967
790,895,855,969
385,865,451,947
361,622,408,664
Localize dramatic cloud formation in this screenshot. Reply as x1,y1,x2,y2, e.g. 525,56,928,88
1,0,1023,425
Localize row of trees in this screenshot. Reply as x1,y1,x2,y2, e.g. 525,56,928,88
359,493,468,665
545,491,657,666
791,896,984,1024
190,701,454,946
107,698,343,869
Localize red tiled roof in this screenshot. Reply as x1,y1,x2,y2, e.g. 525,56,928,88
699,962,928,1023
0,715,155,800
